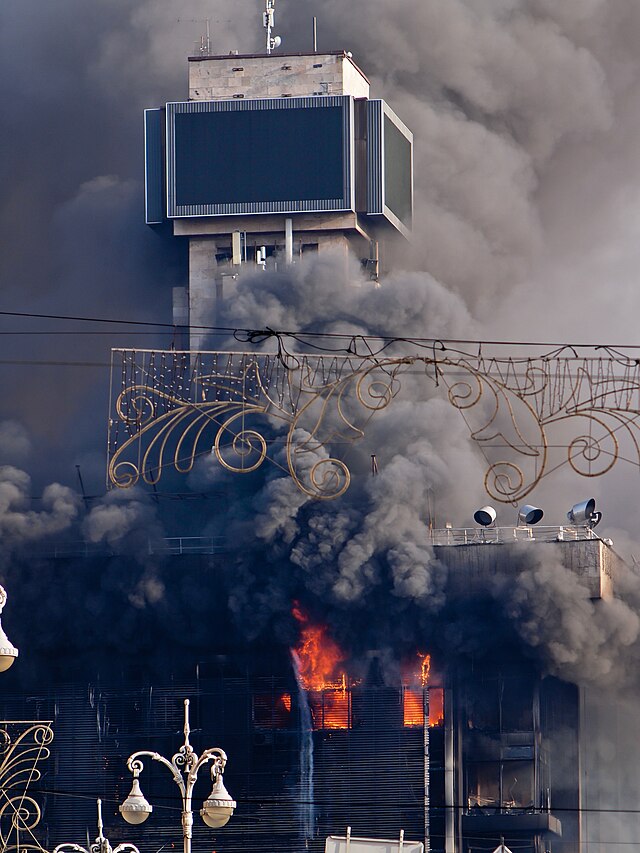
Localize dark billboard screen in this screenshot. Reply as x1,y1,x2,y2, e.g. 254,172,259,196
384,115,412,229
366,100,413,238
144,109,165,224
167,97,352,216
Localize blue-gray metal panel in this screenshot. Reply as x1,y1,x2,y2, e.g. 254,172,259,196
144,109,165,225
166,96,353,218
367,99,413,238
367,100,383,215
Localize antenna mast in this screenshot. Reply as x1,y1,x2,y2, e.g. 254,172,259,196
263,0,281,54
177,18,212,56
202,19,211,55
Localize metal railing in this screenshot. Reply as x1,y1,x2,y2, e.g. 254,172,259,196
35,537,227,558
427,525,600,547
38,530,605,557
150,536,226,555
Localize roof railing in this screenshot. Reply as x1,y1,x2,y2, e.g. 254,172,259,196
427,525,600,546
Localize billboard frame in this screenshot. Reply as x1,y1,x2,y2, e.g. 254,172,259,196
366,100,413,239
165,95,355,218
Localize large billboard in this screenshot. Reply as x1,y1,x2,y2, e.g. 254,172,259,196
166,96,354,218
144,108,165,225
366,100,413,238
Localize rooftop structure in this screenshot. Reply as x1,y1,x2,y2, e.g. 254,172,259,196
430,527,617,600
144,50,413,348
187,50,370,101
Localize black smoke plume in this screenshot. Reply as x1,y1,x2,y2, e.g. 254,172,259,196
2,6,640,847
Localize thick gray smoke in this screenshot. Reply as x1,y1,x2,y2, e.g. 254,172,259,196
0,465,79,562
0,419,167,623
0,420,79,562
3,4,640,847
83,487,164,556
493,547,640,687
201,255,640,696
191,2,640,687
284,0,617,310
1,0,639,483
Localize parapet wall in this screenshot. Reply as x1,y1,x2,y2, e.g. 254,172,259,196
188,51,370,101
435,538,618,600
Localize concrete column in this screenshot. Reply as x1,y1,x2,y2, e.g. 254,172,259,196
285,218,293,264
188,238,217,350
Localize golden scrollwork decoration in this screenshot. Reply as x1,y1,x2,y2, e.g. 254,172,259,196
107,347,640,502
0,720,54,853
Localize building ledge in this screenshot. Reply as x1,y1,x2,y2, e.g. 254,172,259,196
433,535,618,600
462,812,562,836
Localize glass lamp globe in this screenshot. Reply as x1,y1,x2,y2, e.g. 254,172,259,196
119,777,153,825
200,775,236,828
0,603,18,672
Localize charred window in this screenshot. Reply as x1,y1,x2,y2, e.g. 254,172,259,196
502,677,534,730
467,761,500,810
465,674,534,733
403,686,444,728
467,760,535,812
252,691,292,729
502,760,535,809
308,687,351,730
466,677,500,731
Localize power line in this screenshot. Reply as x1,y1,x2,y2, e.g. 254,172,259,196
2,309,640,351
0,309,235,333
0,359,109,367
0,331,179,336
35,787,640,816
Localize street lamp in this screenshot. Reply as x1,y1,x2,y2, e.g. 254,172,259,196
54,799,139,853
119,698,236,853
0,586,18,672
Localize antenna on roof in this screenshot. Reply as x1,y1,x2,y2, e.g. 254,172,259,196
263,0,282,54
177,18,212,56
198,19,211,56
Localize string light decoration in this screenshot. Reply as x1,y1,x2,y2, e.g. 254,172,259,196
107,337,640,503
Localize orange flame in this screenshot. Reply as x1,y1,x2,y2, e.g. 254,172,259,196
292,604,346,691
403,689,425,727
292,604,350,729
420,653,431,687
402,652,444,728
429,687,444,727
281,693,292,713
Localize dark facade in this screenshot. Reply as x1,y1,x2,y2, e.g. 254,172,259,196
0,547,589,853
452,666,577,853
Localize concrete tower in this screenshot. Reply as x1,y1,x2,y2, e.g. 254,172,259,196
145,49,413,348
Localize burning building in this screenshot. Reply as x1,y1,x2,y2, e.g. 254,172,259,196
0,519,630,853
1,11,639,853
143,27,412,349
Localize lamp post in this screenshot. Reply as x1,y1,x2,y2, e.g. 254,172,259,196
119,699,236,853
54,799,139,853
0,586,18,671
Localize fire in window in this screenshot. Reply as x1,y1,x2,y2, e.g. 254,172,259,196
402,652,444,728
292,603,352,730
253,692,292,729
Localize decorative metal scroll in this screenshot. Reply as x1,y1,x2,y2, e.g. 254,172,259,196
0,720,54,853
107,348,640,503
